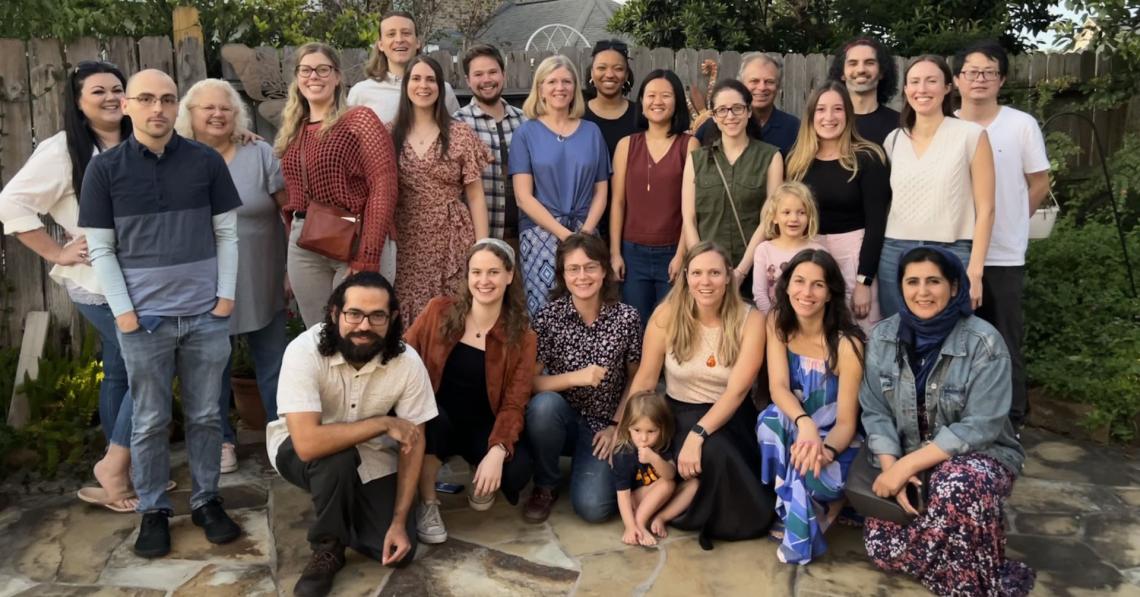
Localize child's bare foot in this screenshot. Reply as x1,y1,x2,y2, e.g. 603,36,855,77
650,516,668,538
637,526,658,546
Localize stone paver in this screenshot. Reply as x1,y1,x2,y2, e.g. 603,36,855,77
0,426,1135,595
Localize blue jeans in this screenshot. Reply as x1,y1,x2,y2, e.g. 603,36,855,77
878,239,972,318
117,312,231,513
74,302,132,448
525,391,617,523
621,241,675,328
218,309,287,443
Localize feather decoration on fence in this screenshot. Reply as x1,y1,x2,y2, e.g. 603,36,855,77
687,59,719,134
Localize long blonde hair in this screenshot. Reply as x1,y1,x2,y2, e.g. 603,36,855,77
523,55,586,119
273,43,349,157
759,182,820,241
785,81,886,182
662,242,748,367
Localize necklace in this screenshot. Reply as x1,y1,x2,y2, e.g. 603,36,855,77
469,313,497,339
700,325,722,368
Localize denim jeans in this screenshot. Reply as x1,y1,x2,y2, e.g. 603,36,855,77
525,391,617,523
74,302,132,448
118,311,231,513
621,241,675,328
218,309,287,444
878,238,972,318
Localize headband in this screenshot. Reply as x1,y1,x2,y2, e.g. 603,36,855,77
472,237,515,268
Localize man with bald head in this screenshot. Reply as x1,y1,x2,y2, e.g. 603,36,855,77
80,69,244,558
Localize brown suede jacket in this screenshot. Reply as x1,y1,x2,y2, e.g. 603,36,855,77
404,296,537,458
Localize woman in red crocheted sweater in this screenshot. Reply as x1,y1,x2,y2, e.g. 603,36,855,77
274,42,399,328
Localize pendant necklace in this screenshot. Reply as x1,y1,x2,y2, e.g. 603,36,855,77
701,325,722,368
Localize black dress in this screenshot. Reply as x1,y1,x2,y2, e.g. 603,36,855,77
584,99,644,239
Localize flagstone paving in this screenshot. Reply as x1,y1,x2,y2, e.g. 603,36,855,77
0,426,1137,596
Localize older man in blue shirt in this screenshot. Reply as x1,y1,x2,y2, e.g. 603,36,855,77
694,53,800,155
80,69,243,559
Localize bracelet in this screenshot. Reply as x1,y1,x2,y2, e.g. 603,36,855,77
793,414,811,427
823,444,839,458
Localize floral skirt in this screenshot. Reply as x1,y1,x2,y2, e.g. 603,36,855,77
863,453,1035,596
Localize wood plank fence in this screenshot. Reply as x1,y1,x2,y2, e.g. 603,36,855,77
0,34,1134,354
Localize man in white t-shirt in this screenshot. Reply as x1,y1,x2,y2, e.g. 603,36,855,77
954,40,1050,429
347,10,460,123
267,272,437,597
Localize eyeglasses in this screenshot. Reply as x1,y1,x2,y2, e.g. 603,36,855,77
191,104,235,114
565,263,603,276
296,65,337,79
341,309,391,326
126,94,179,107
712,104,749,119
959,70,1001,82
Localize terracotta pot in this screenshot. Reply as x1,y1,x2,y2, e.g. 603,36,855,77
231,377,267,430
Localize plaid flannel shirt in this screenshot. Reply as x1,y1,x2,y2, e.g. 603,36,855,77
453,99,527,239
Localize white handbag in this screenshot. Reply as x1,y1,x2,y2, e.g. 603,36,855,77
1029,192,1061,240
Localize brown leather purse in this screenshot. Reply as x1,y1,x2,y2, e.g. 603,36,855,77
295,128,362,262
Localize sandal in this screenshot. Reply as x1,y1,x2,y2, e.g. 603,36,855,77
77,480,178,513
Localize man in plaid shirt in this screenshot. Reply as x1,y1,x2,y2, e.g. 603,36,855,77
453,44,527,243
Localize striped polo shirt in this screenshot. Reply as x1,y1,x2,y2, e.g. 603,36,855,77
78,134,242,317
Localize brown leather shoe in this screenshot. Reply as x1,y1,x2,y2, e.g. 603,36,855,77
294,540,346,597
523,487,558,523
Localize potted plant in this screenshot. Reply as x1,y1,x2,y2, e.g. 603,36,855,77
230,336,267,430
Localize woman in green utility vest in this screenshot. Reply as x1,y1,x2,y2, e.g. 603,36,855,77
681,79,784,301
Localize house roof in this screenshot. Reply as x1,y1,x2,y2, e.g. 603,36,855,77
479,0,629,52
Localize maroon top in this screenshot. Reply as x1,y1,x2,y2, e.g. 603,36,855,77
623,132,690,246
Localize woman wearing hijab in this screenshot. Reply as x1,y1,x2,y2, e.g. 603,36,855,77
858,246,1033,596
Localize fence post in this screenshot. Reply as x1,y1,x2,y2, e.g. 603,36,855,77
173,5,207,90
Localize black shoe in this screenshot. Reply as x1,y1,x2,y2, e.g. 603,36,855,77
191,498,242,544
294,541,346,597
134,511,171,558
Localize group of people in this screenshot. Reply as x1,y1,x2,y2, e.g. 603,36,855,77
0,7,1051,596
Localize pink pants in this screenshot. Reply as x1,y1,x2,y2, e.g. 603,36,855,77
820,229,881,335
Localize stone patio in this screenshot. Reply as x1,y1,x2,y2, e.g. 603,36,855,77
0,426,1137,596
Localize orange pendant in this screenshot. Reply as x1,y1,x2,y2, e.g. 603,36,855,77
706,354,717,368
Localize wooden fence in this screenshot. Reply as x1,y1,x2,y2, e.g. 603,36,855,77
0,32,1135,353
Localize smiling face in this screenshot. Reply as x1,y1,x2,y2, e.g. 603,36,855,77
628,416,662,449
812,90,846,141
591,49,628,99
712,87,749,138
378,15,420,70
787,261,830,318
843,44,881,94
686,250,729,310
741,59,780,111
468,248,512,307
561,248,604,303
189,85,236,141
78,73,125,131
332,286,393,363
407,61,439,109
904,60,951,117
955,52,1004,103
466,55,504,105
901,260,956,320
641,77,675,126
774,194,809,239
541,66,575,112
296,51,341,106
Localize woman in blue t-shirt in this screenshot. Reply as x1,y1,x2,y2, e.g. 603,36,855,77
510,55,611,316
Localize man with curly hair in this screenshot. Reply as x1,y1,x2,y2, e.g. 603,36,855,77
267,272,437,597
828,37,900,145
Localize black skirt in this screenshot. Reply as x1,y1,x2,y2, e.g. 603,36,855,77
668,396,775,542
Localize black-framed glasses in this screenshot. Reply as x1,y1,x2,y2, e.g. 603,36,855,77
296,65,337,79
712,104,749,119
959,70,1001,82
341,309,390,326
126,94,178,107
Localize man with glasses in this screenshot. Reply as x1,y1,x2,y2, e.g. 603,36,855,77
694,54,800,155
827,36,900,145
267,272,436,597
79,69,243,557
953,40,1050,430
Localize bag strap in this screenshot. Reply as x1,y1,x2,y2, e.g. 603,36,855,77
296,124,364,219
711,151,749,247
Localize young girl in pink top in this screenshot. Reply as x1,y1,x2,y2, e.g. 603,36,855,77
752,182,825,313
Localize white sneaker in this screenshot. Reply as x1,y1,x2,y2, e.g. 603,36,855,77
416,500,448,544
220,443,238,474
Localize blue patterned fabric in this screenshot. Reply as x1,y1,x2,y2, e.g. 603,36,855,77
519,218,583,316
757,350,861,564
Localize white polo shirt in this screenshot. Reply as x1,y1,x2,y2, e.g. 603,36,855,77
266,323,438,483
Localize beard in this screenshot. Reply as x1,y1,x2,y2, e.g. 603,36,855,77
337,330,385,363
473,85,503,105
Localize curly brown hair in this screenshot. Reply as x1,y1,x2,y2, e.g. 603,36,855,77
440,241,530,344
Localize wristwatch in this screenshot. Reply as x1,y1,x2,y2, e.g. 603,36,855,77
691,423,709,439
856,274,873,286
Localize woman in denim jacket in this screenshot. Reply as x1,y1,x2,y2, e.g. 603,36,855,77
858,246,1033,596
